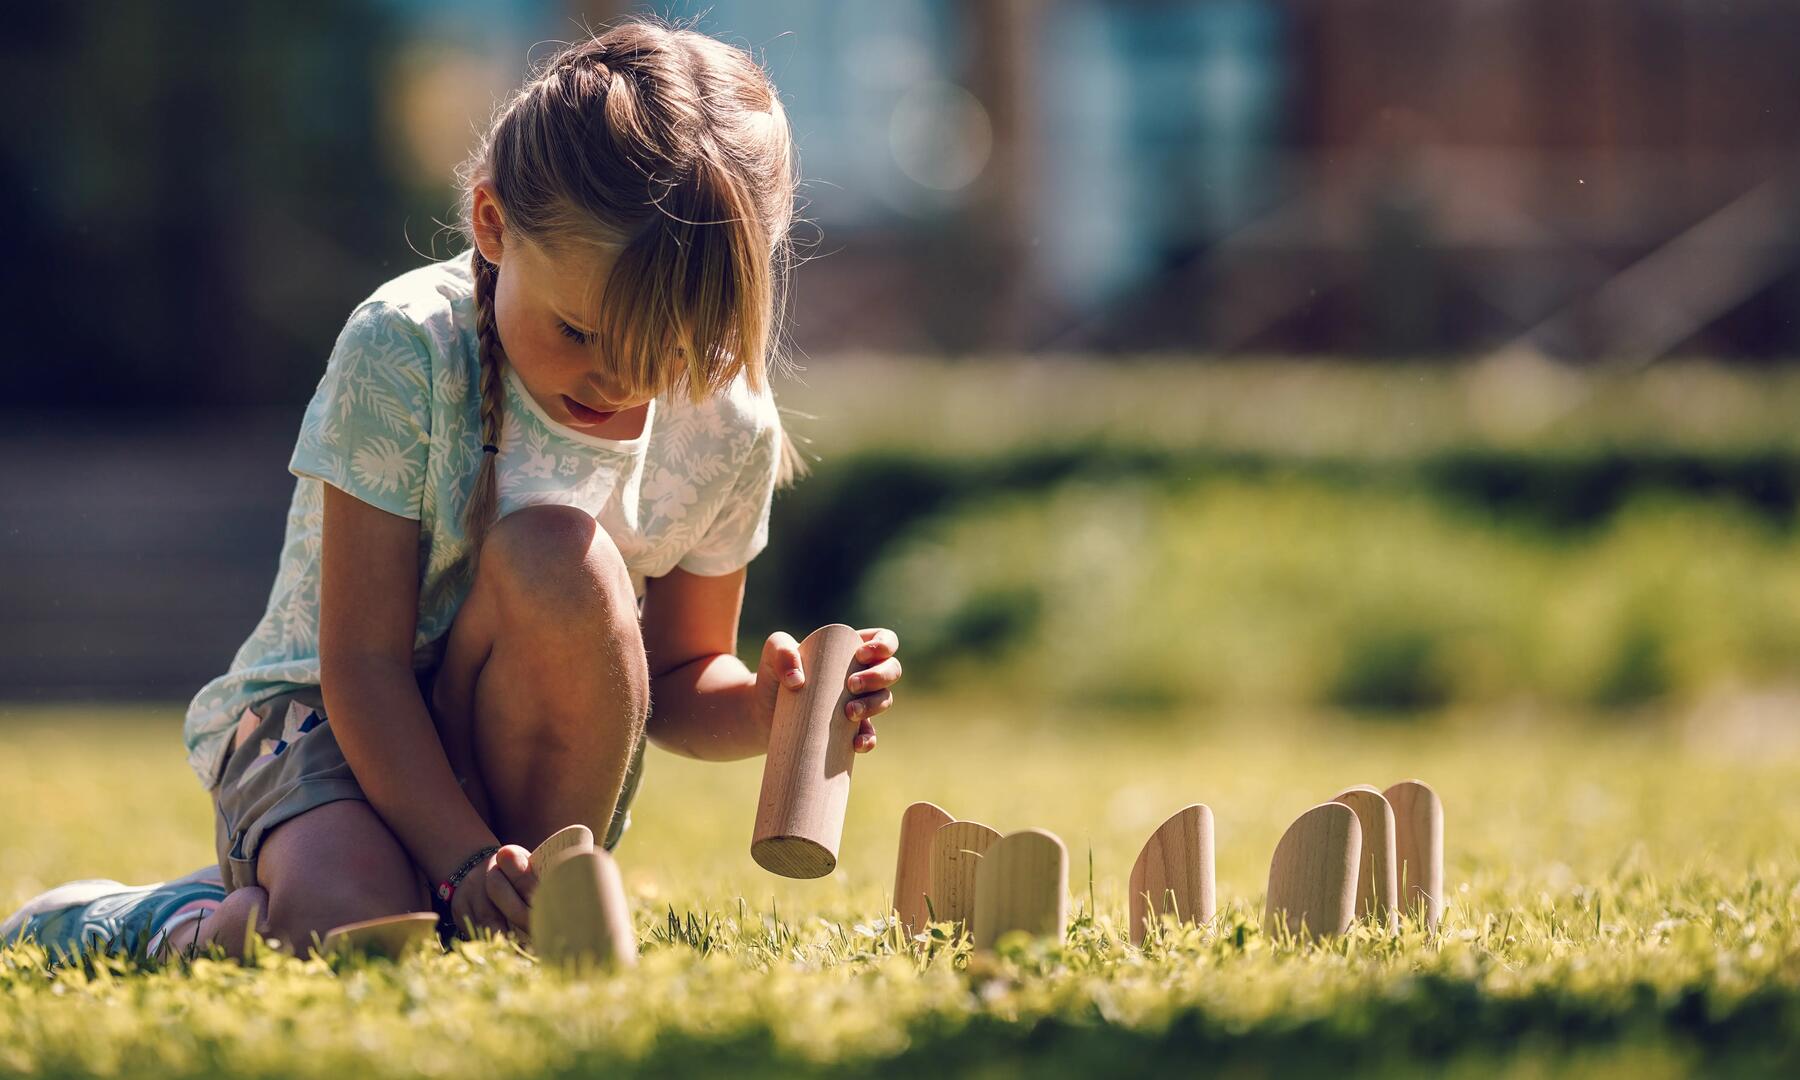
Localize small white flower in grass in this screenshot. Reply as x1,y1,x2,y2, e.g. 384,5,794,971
351,437,417,495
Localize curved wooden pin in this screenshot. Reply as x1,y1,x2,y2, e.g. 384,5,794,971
1332,787,1398,932
1128,804,1216,946
752,624,864,878
1383,779,1444,931
972,828,1068,951
1264,802,1361,940
531,849,637,972
893,801,954,938
928,819,1001,933
531,823,595,875
321,912,441,960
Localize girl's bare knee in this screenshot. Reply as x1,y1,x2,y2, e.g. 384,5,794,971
481,504,634,618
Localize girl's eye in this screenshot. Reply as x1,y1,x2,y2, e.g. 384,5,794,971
559,321,593,346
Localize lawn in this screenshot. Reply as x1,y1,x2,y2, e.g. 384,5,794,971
3,697,1798,1077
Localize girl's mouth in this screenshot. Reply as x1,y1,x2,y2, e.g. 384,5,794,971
563,395,618,425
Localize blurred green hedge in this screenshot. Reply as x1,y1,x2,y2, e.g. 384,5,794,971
743,444,1800,715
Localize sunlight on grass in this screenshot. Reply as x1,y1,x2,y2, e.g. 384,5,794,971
3,698,1798,1076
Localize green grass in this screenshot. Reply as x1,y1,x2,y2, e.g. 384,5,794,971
3,699,1798,1077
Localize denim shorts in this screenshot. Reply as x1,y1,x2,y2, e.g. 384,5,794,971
209,670,647,895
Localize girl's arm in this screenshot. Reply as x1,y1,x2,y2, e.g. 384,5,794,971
317,482,506,890
640,564,763,760
640,565,901,761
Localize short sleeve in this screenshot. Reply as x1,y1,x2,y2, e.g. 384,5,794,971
676,421,781,576
288,300,434,519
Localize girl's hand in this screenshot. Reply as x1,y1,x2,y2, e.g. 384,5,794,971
753,627,901,754
449,844,536,942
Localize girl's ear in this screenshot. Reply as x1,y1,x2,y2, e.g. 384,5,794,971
471,181,507,265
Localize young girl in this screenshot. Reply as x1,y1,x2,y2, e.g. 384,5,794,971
3,18,902,967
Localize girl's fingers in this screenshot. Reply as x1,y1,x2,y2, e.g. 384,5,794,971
457,890,507,941
495,844,537,905
855,627,899,663
848,656,901,693
853,714,877,753
766,631,805,688
485,860,532,935
846,688,894,723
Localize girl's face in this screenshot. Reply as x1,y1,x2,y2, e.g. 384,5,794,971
472,184,655,434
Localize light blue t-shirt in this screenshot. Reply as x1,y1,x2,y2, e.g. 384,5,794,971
183,253,783,791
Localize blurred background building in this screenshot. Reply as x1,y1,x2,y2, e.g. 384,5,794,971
3,0,1798,700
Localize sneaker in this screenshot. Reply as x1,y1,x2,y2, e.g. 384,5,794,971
0,865,227,968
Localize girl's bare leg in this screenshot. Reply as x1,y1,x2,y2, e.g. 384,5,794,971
179,502,642,962
427,504,649,854
183,800,431,961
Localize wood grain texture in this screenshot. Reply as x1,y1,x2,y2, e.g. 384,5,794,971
1128,804,1216,946
1264,801,1361,940
928,820,1001,932
893,801,954,937
1333,787,1399,931
321,912,440,959
530,849,637,971
751,624,864,878
1384,779,1445,930
530,824,595,875
973,829,1069,951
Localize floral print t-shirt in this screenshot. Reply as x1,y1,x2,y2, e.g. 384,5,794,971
182,253,783,791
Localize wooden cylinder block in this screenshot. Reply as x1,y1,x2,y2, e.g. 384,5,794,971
929,820,1002,932
1264,802,1361,941
531,824,595,874
531,849,637,972
973,829,1069,951
1333,787,1399,932
751,624,864,878
321,912,441,960
1383,779,1445,930
1129,804,1216,946
893,801,954,937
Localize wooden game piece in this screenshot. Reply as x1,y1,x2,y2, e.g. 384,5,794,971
531,824,595,874
321,912,441,959
1264,802,1361,940
530,849,637,972
972,829,1069,951
892,801,954,937
1128,804,1216,946
928,819,1002,932
751,624,865,878
1333,787,1399,931
1383,779,1444,930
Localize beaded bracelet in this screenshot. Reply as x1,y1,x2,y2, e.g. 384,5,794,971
433,844,501,936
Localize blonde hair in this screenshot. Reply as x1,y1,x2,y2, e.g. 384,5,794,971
452,18,807,548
